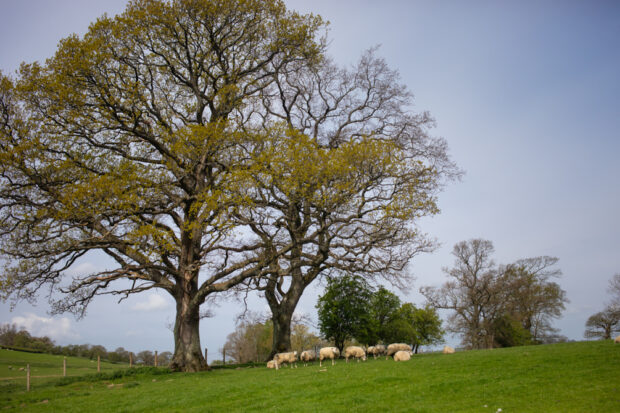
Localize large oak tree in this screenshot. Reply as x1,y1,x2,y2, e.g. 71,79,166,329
0,0,326,372
236,49,456,358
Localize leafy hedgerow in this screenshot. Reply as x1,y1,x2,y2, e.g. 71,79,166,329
55,367,171,386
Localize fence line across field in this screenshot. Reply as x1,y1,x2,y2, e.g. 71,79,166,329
1,350,168,391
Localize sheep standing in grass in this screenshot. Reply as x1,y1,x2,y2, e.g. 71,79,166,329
443,345,455,354
614,335,620,344
367,346,378,359
273,351,298,370
386,343,412,359
344,346,367,363
319,347,340,367
375,344,386,357
393,350,412,361
367,344,386,359
300,350,316,366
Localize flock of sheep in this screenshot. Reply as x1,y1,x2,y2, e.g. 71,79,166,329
267,343,456,370
268,336,620,370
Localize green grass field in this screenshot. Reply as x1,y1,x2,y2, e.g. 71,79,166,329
1,340,618,412
0,349,129,390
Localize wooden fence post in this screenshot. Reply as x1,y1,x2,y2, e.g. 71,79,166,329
97,355,101,372
130,352,133,367
223,348,226,365
204,348,208,365
63,357,67,377
26,364,30,392
155,351,158,367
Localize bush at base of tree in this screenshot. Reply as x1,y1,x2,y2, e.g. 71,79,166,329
492,315,533,348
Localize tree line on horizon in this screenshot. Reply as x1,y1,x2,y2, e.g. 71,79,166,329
0,323,171,366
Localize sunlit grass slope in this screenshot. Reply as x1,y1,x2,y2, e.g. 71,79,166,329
1,340,618,412
0,349,129,390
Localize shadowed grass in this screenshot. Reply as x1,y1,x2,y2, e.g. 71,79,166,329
1,340,618,412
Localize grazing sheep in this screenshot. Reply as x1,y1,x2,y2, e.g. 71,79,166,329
266,360,276,369
614,335,620,344
367,346,377,359
393,350,412,361
344,346,367,363
367,344,386,359
273,351,298,370
442,345,455,354
319,347,340,367
386,343,412,358
300,350,316,366
375,344,386,356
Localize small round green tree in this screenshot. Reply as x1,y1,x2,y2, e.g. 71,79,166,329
316,275,373,353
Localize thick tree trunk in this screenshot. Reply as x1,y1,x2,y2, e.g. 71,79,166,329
270,310,292,357
169,289,208,372
266,275,306,360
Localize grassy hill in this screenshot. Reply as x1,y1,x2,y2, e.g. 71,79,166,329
0,349,129,389
1,340,618,412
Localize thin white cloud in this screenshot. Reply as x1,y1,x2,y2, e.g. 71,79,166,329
65,261,100,277
125,329,144,337
131,294,170,312
11,313,80,342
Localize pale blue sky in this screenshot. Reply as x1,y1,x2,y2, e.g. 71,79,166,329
1,1,619,358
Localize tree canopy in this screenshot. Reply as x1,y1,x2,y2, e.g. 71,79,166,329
0,0,326,372
316,278,444,352
316,274,373,353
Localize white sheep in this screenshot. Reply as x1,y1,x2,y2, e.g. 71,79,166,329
614,335,620,344
442,345,455,354
367,344,386,359
319,347,340,367
273,351,298,370
367,346,377,358
386,343,412,359
344,346,367,363
266,360,276,369
300,350,316,366
375,344,386,356
393,350,412,361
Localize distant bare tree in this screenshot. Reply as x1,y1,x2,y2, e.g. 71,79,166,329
498,257,567,342
224,315,273,364
158,351,173,367
421,239,566,349
136,350,155,366
608,273,620,308
420,239,498,349
290,323,321,353
584,306,620,340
